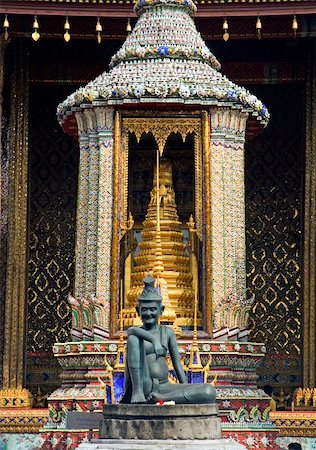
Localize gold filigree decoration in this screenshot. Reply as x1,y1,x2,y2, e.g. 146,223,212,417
27,85,78,351
0,388,33,408
121,115,203,242
110,111,121,336
98,355,115,404
194,129,203,241
247,84,303,357
120,131,129,236
202,110,212,334
115,115,204,334
122,118,201,155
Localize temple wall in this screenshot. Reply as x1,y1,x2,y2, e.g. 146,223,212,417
26,82,79,395
303,38,316,387
246,83,304,390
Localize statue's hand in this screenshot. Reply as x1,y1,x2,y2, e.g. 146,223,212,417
153,340,165,358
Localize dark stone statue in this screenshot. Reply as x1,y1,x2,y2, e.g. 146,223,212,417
121,276,216,404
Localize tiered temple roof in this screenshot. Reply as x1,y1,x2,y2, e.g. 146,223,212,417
57,0,270,132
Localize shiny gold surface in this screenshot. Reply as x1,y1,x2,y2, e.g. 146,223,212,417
153,149,177,326
122,159,201,328
194,127,203,241
2,40,30,393
110,111,121,336
202,110,212,335
120,131,129,236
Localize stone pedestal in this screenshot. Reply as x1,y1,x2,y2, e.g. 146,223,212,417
75,404,247,449
77,438,247,449
101,404,221,440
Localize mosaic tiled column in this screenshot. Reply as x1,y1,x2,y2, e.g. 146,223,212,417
95,108,115,334
85,110,100,300
74,112,89,301
71,107,114,340
209,108,250,330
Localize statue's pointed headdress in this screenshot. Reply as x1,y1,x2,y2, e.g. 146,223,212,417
138,275,162,303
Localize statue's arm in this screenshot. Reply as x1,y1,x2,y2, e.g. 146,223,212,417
168,329,187,383
127,327,164,357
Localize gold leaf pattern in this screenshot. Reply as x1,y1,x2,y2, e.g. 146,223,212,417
247,84,303,356
27,85,78,352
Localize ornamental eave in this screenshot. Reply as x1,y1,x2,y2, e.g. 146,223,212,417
1,0,313,3
1,0,315,16
58,98,267,139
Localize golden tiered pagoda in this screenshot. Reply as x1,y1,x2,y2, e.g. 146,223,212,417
122,158,201,329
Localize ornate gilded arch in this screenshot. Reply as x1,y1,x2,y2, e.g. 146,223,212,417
110,113,210,335
121,117,202,235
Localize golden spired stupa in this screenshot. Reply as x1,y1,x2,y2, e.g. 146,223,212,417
122,158,201,329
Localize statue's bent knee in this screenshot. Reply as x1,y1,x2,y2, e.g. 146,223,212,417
127,335,140,347
203,384,216,400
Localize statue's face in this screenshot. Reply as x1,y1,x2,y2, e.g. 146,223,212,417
137,300,163,327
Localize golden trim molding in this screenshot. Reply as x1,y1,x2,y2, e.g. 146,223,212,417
2,39,30,394
110,111,121,336
0,407,48,433
270,411,316,437
120,131,129,235
303,39,316,387
194,130,203,241
202,110,212,335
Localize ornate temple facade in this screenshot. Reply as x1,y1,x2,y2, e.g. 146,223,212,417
0,0,315,449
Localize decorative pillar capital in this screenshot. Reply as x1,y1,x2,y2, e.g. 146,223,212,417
75,111,88,137
83,109,97,133
210,107,248,138
95,107,114,133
